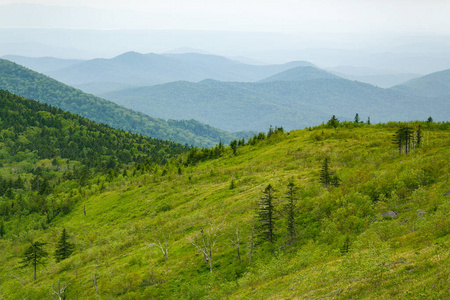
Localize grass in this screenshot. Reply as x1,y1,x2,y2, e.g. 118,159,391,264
0,123,449,299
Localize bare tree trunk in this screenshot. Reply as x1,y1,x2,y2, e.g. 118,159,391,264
51,279,69,300
190,223,219,276
93,274,99,295
10,274,25,287
249,227,254,263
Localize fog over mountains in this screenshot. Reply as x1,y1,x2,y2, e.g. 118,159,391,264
2,50,448,133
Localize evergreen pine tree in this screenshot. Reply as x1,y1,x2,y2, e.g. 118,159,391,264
21,241,48,281
393,125,413,155
230,139,238,155
320,158,331,187
54,228,75,262
319,158,340,188
415,125,422,147
354,113,360,124
367,117,371,125
327,115,339,128
0,218,5,238
258,184,276,245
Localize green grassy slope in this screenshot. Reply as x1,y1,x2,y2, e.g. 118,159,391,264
0,121,448,299
0,89,190,235
0,59,247,147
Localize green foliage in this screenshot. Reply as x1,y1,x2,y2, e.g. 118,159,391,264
103,77,450,132
21,241,49,281
54,228,75,262
257,184,276,245
319,157,340,188
327,115,339,128
0,121,449,299
0,218,4,238
0,59,247,147
284,182,298,247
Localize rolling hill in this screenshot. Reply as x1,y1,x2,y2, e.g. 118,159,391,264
0,59,250,147
391,69,450,97
36,52,313,94
0,89,189,168
0,121,449,299
259,66,339,82
1,55,83,73
102,77,448,132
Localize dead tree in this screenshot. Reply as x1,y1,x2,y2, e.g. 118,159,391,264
229,227,242,263
92,274,99,295
189,223,219,276
51,279,69,300
10,274,25,287
249,227,255,263
150,232,169,261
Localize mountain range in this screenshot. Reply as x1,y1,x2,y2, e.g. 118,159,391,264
2,52,449,135
0,59,251,147
4,52,313,94
101,66,450,132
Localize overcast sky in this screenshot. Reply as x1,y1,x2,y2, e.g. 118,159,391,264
0,0,449,34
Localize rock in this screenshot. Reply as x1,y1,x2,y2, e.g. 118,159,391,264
443,190,450,196
417,210,426,217
381,211,398,219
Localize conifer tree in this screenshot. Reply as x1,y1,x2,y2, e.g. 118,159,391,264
21,241,48,281
393,124,413,154
230,139,238,155
0,218,5,238
258,184,276,244
54,228,75,262
320,158,331,187
354,113,360,124
327,115,339,128
320,158,340,188
415,125,422,147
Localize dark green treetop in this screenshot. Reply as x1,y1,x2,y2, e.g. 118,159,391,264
54,228,76,263
21,241,49,281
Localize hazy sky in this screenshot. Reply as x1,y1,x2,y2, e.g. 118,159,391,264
0,0,449,34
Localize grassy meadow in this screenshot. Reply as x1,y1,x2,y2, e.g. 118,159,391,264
0,122,449,299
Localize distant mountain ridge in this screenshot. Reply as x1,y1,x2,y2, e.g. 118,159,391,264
259,66,339,82
1,55,83,73
0,59,250,147
391,69,450,97
102,76,449,132
5,52,314,94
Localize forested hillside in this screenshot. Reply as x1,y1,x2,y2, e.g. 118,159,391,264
102,78,448,132
0,90,190,232
44,52,313,94
391,69,450,97
0,119,448,299
0,59,249,147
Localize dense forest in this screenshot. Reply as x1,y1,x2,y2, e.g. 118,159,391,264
102,78,449,132
0,90,189,230
0,59,250,147
0,113,448,299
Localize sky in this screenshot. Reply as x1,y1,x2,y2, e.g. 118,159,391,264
0,0,449,34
